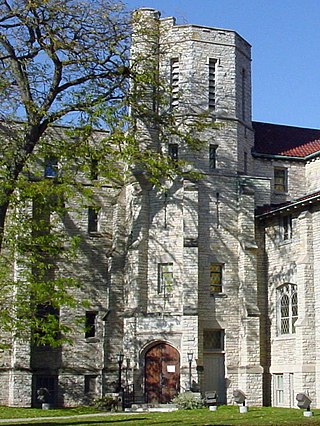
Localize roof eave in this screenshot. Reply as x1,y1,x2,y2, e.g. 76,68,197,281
252,150,320,161
256,194,320,219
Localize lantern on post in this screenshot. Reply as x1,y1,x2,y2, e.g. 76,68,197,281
116,352,124,392
187,352,193,391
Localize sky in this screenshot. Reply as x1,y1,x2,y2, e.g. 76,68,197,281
125,0,320,129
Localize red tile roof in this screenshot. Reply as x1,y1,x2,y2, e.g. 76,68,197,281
253,121,320,158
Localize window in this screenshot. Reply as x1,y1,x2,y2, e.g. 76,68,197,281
281,215,292,240
34,304,59,346
90,158,99,180
168,143,178,161
278,284,298,335
88,207,100,233
208,58,217,110
158,263,173,294
210,263,223,293
203,329,224,351
274,374,284,405
170,58,179,109
274,167,287,192
44,157,58,178
209,145,217,170
85,311,97,338
84,375,97,395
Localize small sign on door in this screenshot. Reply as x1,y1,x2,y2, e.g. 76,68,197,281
167,365,176,373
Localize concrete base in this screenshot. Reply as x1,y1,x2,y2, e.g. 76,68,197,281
239,406,248,413
209,405,217,411
304,411,313,417
42,403,52,410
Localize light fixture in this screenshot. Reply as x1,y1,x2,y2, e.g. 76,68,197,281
117,352,124,364
187,352,193,362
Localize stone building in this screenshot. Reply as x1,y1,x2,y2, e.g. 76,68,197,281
1,7,320,409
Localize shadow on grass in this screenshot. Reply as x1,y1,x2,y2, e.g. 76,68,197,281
3,419,231,426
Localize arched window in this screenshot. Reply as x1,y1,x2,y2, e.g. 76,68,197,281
278,284,298,335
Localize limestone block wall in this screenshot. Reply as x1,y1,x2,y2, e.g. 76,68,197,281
197,173,262,405
312,207,320,407
254,158,306,204
263,208,318,407
306,158,320,194
29,185,117,406
4,341,33,407
146,181,184,314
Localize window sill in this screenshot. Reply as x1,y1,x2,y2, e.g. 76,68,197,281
85,337,100,343
210,292,227,298
88,232,103,238
274,191,288,195
278,239,293,246
275,334,296,341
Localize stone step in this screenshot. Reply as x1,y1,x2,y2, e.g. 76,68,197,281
126,403,178,413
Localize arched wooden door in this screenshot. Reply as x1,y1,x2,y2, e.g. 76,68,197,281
145,343,180,403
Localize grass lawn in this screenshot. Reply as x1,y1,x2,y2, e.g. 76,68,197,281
0,405,98,419
2,406,320,425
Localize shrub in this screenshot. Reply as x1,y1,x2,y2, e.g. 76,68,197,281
172,392,204,410
93,396,118,411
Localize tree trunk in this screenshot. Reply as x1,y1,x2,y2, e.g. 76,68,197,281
0,201,9,252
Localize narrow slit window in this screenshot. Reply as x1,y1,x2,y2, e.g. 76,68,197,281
88,207,100,233
209,145,217,170
281,215,292,241
170,58,179,109
85,311,97,338
168,143,179,161
209,58,217,110
44,157,58,178
90,158,99,180
210,263,223,293
158,263,173,294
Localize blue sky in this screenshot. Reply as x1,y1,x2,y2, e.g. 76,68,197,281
126,0,320,129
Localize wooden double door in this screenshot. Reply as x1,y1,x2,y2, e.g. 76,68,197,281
145,343,180,403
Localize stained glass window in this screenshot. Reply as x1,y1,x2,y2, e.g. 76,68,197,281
210,263,223,293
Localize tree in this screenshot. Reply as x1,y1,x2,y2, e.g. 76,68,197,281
0,1,211,347
0,0,131,247
0,0,132,347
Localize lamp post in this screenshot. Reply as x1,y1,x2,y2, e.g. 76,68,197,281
187,352,193,391
125,358,130,386
116,352,124,392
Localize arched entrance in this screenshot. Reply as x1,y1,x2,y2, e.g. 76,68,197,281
145,342,180,403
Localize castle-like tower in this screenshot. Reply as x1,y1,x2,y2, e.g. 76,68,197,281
104,8,265,405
